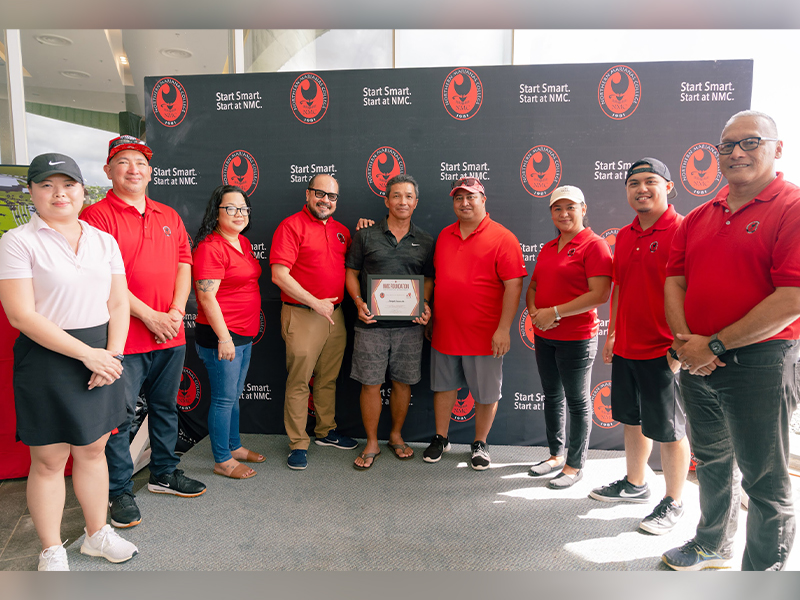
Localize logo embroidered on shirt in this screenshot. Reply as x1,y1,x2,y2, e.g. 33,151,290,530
163,226,172,237
649,241,658,252
745,221,759,234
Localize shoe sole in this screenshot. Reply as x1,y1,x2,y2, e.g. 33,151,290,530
422,443,451,463
661,556,731,571
588,491,650,503
314,440,358,450
109,517,141,529
471,462,490,471
80,546,138,564
287,463,307,470
147,483,207,497
639,521,676,535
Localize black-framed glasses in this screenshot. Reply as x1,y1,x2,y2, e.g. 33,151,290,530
307,187,339,201
451,177,481,190
715,136,779,155
219,206,251,216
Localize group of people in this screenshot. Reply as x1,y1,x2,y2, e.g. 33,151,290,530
0,109,797,572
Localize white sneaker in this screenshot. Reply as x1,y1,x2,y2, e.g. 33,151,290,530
80,524,139,563
38,542,69,571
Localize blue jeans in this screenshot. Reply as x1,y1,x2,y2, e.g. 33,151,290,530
680,340,799,571
534,335,598,470
196,343,252,463
106,346,185,497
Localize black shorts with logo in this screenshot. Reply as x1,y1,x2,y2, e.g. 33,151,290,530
610,354,686,443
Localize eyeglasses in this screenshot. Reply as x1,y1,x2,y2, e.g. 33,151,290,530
219,206,251,216
307,188,339,201
451,177,481,190
715,136,779,155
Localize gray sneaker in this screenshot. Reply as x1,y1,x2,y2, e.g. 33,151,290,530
470,441,490,471
639,496,685,535
589,476,650,503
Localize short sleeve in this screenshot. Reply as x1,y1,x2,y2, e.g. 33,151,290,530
495,229,528,281
345,227,366,270
770,198,800,287
269,219,300,269
107,235,125,275
192,238,227,281
584,237,613,278
176,218,193,266
0,230,33,280
666,218,689,278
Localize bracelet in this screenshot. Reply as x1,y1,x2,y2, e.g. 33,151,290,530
114,354,125,363
218,338,233,345
169,304,186,316
553,305,561,321
355,295,363,301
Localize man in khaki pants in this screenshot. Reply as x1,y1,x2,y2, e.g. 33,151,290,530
270,174,358,469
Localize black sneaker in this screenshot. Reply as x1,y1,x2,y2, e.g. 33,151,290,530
147,469,207,497
109,491,141,528
470,441,490,471
422,434,451,463
639,496,685,535
588,476,651,503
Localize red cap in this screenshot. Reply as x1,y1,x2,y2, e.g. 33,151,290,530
449,177,486,197
107,135,153,163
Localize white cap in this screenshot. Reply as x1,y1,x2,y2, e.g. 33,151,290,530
549,185,585,207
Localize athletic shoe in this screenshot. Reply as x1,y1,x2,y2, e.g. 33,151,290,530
287,449,308,470
147,469,207,497
80,525,138,564
662,540,731,571
639,496,685,535
109,491,141,528
470,441,491,471
422,434,451,463
38,542,69,571
589,476,651,503
314,430,358,450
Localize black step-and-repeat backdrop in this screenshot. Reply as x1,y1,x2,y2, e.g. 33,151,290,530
145,60,752,451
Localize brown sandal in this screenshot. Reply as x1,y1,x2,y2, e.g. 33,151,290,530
213,463,256,479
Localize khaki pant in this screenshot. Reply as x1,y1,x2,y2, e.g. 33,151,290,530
280,304,347,450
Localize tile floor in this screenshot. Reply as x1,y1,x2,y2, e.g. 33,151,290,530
0,468,150,571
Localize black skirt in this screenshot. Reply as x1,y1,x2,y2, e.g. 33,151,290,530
14,323,126,447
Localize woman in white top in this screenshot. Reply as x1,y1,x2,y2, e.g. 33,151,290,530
0,154,138,570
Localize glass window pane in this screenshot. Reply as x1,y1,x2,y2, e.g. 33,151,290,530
0,31,13,164
395,30,512,68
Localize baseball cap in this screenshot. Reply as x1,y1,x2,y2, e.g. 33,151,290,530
449,177,486,197
549,185,585,207
625,157,677,199
27,153,84,186
107,135,153,163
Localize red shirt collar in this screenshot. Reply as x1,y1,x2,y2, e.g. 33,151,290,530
630,204,679,233
105,189,162,214
713,172,785,209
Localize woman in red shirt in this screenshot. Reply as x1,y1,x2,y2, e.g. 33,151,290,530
193,185,263,479
526,185,612,489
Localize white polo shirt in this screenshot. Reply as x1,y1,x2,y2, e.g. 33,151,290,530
0,213,125,330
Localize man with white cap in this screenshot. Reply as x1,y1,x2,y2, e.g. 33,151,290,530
589,158,691,536
423,177,527,470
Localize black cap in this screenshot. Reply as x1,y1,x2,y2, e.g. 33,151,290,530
27,153,84,186
625,157,677,200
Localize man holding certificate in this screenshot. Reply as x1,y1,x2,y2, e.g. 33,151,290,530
346,174,434,470
424,178,527,470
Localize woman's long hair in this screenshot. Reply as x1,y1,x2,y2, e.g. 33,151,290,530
193,185,251,248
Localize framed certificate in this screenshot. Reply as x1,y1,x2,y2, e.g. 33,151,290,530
366,274,424,320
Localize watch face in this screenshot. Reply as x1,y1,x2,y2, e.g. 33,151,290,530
709,340,725,355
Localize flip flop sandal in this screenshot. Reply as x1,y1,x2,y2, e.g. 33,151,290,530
353,451,380,471
238,450,266,463
387,442,414,460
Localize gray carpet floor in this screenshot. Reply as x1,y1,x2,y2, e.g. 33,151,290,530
63,434,793,571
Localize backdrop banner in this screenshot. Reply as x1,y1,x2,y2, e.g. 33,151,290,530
145,60,752,451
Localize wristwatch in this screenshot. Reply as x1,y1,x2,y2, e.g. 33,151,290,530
553,306,562,321
708,333,726,356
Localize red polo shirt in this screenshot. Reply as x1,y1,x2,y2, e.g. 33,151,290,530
432,215,528,356
193,232,262,337
532,228,613,341
613,205,683,359
269,205,351,304
81,190,192,354
667,172,800,340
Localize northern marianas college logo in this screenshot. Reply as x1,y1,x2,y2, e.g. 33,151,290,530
151,77,188,127
598,65,641,120
442,68,483,121
290,73,329,124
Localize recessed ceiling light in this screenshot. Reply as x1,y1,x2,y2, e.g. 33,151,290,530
160,48,193,59
35,34,73,47
60,70,91,79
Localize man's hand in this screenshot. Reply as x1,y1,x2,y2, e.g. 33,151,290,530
602,335,615,364
143,309,182,343
413,302,431,326
355,218,375,231
675,333,726,375
491,328,511,358
312,297,339,325
355,298,377,324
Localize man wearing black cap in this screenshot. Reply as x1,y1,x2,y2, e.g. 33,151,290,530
589,158,691,537
423,178,527,470
82,135,206,529
663,111,800,571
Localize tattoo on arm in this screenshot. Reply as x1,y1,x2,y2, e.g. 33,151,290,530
196,279,218,292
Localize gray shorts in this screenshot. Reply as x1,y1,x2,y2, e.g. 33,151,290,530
350,326,424,386
430,348,503,404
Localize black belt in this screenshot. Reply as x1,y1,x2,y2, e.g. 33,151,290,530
283,302,341,310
